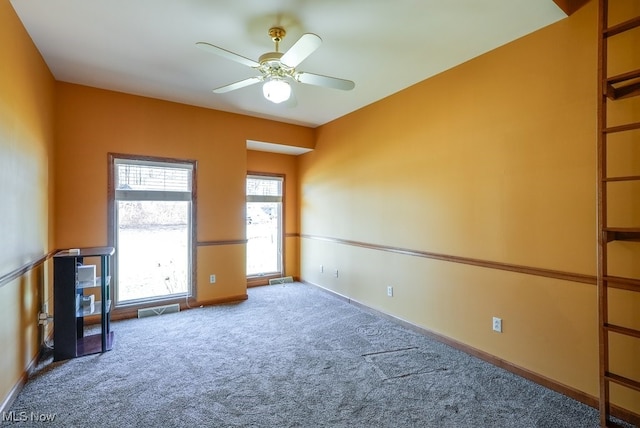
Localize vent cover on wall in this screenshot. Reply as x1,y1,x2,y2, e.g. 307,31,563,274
269,276,294,285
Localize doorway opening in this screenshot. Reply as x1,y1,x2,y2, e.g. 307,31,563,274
246,174,283,279
110,155,196,305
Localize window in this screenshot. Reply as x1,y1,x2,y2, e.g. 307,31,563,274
110,155,196,305
246,175,283,278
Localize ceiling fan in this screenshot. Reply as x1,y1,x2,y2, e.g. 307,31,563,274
196,27,355,104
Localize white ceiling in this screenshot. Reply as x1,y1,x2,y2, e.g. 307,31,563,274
10,0,567,128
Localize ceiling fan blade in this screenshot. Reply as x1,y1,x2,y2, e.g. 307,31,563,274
280,33,322,68
295,72,355,91
196,42,259,68
213,76,262,94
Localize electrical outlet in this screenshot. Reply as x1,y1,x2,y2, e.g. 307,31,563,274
492,317,502,333
209,274,216,284
387,286,393,297
320,265,324,273
334,269,339,278
38,312,50,325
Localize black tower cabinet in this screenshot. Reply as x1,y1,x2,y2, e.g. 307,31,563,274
53,246,115,361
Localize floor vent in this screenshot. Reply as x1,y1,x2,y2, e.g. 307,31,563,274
137,303,180,318
269,276,294,285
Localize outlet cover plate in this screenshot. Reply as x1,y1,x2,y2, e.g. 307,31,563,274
492,317,502,333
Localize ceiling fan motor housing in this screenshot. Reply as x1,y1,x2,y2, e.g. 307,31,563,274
259,51,284,65
258,27,294,80
258,51,292,80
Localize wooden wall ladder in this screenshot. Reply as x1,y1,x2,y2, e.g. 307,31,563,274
597,0,640,426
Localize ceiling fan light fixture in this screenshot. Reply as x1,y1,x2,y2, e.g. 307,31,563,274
263,78,291,104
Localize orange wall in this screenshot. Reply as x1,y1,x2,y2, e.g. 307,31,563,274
299,0,639,413
54,83,314,303
2,0,638,418
0,0,55,409
247,150,301,278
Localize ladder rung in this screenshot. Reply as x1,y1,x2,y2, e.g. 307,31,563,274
603,275,640,292
607,81,640,100
604,228,640,242
604,175,640,182
606,69,640,100
608,69,640,85
605,372,640,392
604,16,640,37
605,323,640,339
604,122,640,134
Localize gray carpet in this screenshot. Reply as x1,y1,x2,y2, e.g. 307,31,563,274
3,282,632,427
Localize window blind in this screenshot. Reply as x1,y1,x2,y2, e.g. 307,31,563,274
115,159,192,201
247,176,283,203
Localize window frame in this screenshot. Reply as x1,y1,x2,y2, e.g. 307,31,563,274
246,172,285,284
107,153,198,310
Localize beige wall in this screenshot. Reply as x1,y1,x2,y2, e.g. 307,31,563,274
299,1,639,413
0,0,56,408
247,150,301,279
54,83,314,304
